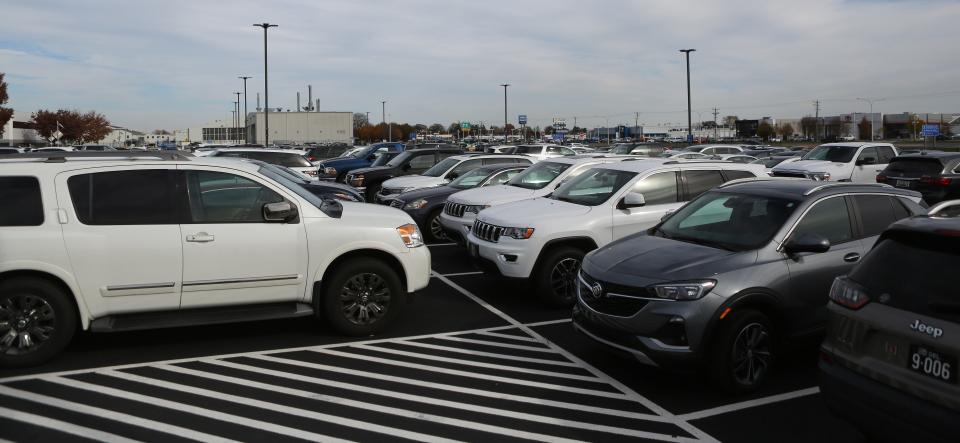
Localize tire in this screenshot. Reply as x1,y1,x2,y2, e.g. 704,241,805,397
365,183,381,203
0,277,77,368
534,245,585,307
708,309,775,393
424,209,447,243
319,258,404,336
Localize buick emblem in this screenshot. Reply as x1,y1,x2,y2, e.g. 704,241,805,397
589,282,603,299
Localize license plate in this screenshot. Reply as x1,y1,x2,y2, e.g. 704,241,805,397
908,345,957,383
468,242,479,258
895,180,912,188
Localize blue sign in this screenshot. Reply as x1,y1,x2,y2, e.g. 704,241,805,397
409,132,417,140
551,133,564,141
687,134,694,142
518,114,527,125
921,124,940,137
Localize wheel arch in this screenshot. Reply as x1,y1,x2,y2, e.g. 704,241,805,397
531,236,599,274
700,289,784,352
312,248,408,307
0,269,87,330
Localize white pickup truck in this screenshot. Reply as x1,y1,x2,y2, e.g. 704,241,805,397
771,143,897,182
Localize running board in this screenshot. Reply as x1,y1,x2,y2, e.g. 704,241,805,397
90,302,314,332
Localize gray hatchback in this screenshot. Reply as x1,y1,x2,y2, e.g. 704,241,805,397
573,179,925,391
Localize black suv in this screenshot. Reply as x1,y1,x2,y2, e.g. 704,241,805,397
877,151,960,204
573,179,925,391
346,145,462,202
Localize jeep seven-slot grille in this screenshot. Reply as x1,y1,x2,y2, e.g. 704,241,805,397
444,202,467,218
473,220,504,243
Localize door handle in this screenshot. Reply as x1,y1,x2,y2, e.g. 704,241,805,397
843,253,860,263
186,233,215,243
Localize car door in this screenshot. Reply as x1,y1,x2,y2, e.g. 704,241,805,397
612,170,681,238
56,167,183,316
179,168,308,309
783,196,866,334
852,147,883,182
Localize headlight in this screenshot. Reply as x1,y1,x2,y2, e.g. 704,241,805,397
650,280,716,300
332,192,360,202
807,172,830,181
397,223,424,248
465,204,491,214
404,198,428,210
323,167,337,175
501,227,535,240
349,175,364,186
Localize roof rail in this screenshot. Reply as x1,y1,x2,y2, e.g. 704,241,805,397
4,151,194,163
717,177,803,188
662,159,733,165
927,199,960,217
802,181,893,196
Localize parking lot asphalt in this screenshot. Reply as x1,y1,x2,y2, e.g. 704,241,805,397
0,243,866,442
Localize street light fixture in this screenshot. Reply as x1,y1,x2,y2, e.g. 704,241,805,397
679,49,696,143
500,84,510,143
239,76,252,142
253,23,278,146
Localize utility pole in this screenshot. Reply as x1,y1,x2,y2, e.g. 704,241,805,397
712,107,719,141
679,49,696,143
253,23,278,146
814,100,821,142
634,112,640,142
239,76,251,142
500,84,510,143
234,92,242,143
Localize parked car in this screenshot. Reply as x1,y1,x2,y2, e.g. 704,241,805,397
573,179,924,391
752,156,801,170
346,145,463,202
441,156,633,245
375,154,533,204
315,142,406,182
204,148,317,179
238,159,363,202
468,160,765,305
664,152,711,160
75,145,116,151
710,154,758,164
771,143,897,182
510,144,577,161
819,200,960,443
876,151,960,204
303,144,353,163
0,148,26,155
383,164,529,242
665,145,745,156
0,151,431,367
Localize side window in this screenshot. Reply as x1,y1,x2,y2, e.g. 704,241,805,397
487,170,522,186
723,170,757,181
792,197,853,245
448,159,482,178
185,171,284,223
631,171,679,205
560,147,576,156
891,197,911,220
857,147,878,164
68,170,178,225
877,147,896,163
855,195,901,238
407,154,437,171
546,146,563,154
482,157,514,166
0,177,44,226
682,170,725,199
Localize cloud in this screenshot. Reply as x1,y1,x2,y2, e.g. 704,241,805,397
1,0,958,131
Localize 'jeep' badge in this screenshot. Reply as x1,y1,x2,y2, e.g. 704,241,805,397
910,319,944,339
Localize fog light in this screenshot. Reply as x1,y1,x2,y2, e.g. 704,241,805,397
501,254,518,263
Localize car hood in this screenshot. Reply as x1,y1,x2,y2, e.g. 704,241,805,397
477,197,592,227
336,200,413,227
383,175,444,190
303,180,358,193
582,233,748,284
396,185,459,202
447,185,538,206
772,159,847,172
349,165,393,176
317,157,363,168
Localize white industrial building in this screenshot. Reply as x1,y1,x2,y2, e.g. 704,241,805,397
0,111,44,147
246,111,353,145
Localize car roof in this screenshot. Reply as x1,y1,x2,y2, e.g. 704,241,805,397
405,146,461,153
212,148,305,154
892,151,960,160
716,178,921,200
449,153,528,161
601,158,762,173
817,142,894,148
472,164,529,174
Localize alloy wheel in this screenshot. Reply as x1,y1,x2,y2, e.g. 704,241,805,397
731,322,772,386
0,294,57,355
429,216,447,241
339,273,392,326
549,257,581,301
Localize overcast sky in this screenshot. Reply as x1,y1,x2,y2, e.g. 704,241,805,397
2,0,959,131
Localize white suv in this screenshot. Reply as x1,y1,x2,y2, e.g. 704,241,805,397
771,143,897,182
376,154,533,203
203,148,318,179
440,156,633,244
0,152,431,367
467,160,765,305
511,144,577,161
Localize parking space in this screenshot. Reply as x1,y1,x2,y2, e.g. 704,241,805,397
0,243,865,442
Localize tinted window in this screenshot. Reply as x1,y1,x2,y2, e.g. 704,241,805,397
422,157,460,177
506,161,571,190
242,151,312,168
446,159,482,178
891,197,911,220
857,147,878,164
657,192,799,251
855,195,901,239
683,170,725,199
793,197,853,245
185,171,284,223
487,170,521,186
877,146,896,163
632,171,678,205
68,170,177,225
515,146,540,154
407,153,437,171
552,168,636,206
802,145,858,163
482,157,517,166
884,158,944,177
0,149,20,155
0,177,44,226
723,170,757,181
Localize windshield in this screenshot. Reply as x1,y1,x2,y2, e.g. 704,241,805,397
506,161,571,189
552,168,637,206
423,157,460,177
655,191,799,251
802,145,857,163
258,166,324,209
341,147,362,158
609,144,634,155
223,151,312,168
386,151,414,167
259,163,310,184
449,168,492,189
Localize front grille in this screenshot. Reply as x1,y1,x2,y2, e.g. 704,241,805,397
389,199,404,209
444,202,467,218
772,171,807,179
473,220,504,243
578,272,649,317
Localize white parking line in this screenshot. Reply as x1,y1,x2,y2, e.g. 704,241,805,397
436,335,558,353
395,339,581,366
678,387,821,421
476,330,542,343
0,405,138,443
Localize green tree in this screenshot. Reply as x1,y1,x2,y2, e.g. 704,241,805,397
428,123,445,133
757,122,775,141
0,73,12,137
778,123,795,140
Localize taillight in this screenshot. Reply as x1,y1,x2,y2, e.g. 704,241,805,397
876,174,887,183
920,175,952,186
829,277,870,310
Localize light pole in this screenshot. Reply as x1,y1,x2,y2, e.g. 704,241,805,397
856,97,882,141
234,92,242,143
253,23,278,145
679,49,696,143
381,101,388,142
239,76,251,142
500,84,509,143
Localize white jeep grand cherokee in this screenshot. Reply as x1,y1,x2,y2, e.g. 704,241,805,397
0,152,430,367
467,159,764,305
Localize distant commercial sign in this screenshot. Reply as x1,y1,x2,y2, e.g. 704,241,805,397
921,124,940,137
518,115,527,125
460,122,471,129
409,132,417,140
552,133,565,141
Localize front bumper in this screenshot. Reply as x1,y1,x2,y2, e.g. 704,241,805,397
819,358,960,443
572,304,699,369
465,232,538,279
403,245,432,293
439,212,476,246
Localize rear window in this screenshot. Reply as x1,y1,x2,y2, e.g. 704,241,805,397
851,233,960,323
885,158,945,176
0,177,44,226
241,151,311,168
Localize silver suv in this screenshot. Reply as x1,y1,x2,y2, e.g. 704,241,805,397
573,179,924,391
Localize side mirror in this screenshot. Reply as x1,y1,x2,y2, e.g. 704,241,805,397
320,199,343,219
402,164,412,171
263,201,298,222
446,172,460,180
367,154,376,161
855,158,876,166
619,192,646,209
783,233,831,254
